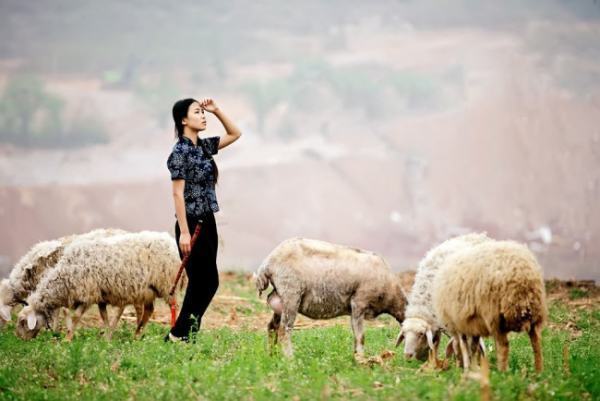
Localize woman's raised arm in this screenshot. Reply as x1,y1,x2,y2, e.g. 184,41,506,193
199,98,241,149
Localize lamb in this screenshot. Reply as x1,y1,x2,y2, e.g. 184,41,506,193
255,238,407,357
16,231,181,341
396,233,490,361
432,240,547,372
0,229,144,334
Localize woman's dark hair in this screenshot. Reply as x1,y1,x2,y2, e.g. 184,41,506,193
172,98,219,184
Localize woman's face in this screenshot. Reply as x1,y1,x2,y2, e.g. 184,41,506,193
184,102,207,131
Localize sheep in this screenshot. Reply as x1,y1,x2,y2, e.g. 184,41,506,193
396,233,491,362
255,238,407,357
0,239,63,327
432,240,547,372
0,229,145,335
16,231,181,341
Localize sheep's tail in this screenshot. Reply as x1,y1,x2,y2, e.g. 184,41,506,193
254,260,272,298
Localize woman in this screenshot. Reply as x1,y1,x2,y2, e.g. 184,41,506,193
166,97,241,342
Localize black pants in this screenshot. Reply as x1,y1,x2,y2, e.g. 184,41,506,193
170,212,219,338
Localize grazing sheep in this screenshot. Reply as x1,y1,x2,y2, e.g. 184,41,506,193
0,239,62,327
0,229,142,334
432,240,547,372
16,231,181,341
397,233,490,361
255,238,407,357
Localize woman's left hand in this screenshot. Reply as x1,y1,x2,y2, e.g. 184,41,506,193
200,98,219,113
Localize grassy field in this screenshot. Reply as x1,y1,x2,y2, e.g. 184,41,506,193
0,273,598,401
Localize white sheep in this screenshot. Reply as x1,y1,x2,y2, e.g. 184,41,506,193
255,238,407,357
0,239,63,326
432,240,547,372
16,231,181,341
0,229,145,335
396,233,490,361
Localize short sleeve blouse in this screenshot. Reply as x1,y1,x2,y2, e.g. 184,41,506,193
167,136,220,217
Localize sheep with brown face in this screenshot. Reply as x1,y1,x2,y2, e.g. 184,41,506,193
16,231,181,341
432,240,547,372
255,238,407,357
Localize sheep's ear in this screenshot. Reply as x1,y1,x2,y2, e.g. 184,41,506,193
395,330,404,347
0,305,11,321
27,313,37,330
426,329,435,350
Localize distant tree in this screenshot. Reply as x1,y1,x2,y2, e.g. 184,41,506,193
0,74,108,148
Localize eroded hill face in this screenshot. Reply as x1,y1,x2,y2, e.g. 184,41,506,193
0,10,599,280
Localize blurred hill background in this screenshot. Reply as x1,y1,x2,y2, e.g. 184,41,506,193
0,0,599,279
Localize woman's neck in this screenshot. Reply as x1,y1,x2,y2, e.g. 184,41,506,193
183,128,198,145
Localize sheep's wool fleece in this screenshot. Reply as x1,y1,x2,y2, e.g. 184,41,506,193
405,233,490,325
8,240,63,301
256,238,403,319
432,240,547,336
28,231,180,313
8,229,127,302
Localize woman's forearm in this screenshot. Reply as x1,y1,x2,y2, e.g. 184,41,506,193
173,193,189,234
214,108,242,141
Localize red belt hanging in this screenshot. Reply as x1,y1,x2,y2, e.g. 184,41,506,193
169,222,202,327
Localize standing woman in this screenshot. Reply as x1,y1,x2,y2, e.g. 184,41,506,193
166,98,241,342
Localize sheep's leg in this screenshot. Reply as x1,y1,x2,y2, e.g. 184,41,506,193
452,337,462,367
64,309,73,336
134,303,144,326
457,334,470,371
494,332,510,371
529,323,543,372
431,332,441,365
478,337,487,357
267,312,281,352
467,336,480,369
53,308,68,332
445,337,455,359
98,303,109,331
278,298,300,358
350,302,365,356
134,302,154,338
66,304,89,341
105,305,125,340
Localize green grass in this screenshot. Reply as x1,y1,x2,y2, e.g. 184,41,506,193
0,282,598,401
569,288,589,300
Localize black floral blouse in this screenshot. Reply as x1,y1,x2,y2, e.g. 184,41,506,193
167,136,220,218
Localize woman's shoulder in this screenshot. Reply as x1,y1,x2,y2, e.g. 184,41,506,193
170,138,192,154
200,136,220,155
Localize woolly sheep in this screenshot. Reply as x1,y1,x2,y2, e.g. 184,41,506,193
0,229,143,334
16,231,181,341
255,238,407,357
0,239,63,327
396,233,490,361
432,240,547,372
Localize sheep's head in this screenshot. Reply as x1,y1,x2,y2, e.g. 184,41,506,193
0,279,14,326
16,305,46,340
396,317,435,361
